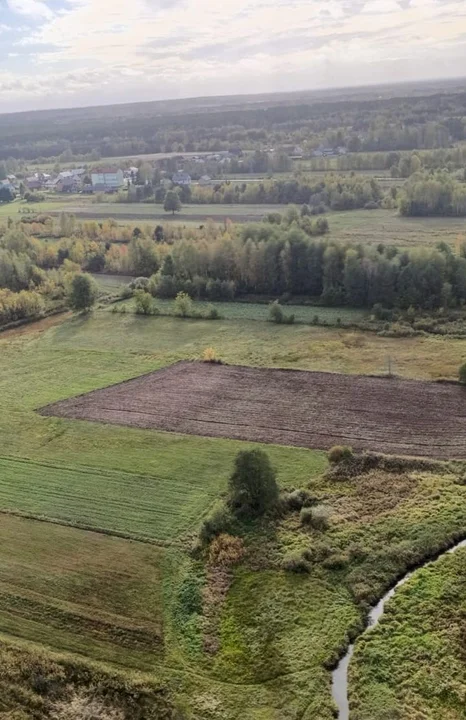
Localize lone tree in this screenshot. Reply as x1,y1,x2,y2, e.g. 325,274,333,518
228,449,279,519
67,273,99,313
164,190,182,215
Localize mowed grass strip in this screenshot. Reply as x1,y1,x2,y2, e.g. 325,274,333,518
0,514,166,671
113,296,368,324
0,456,219,542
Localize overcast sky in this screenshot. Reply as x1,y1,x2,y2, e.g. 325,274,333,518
1,0,466,112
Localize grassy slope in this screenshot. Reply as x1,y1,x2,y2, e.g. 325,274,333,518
2,312,466,718
169,464,466,719
350,547,466,720
0,515,166,670
0,329,324,540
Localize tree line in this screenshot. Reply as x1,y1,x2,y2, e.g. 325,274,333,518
133,227,466,310
118,173,385,210
2,86,466,161
4,214,466,315
399,172,466,216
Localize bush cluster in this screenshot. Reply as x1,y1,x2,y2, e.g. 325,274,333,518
328,445,354,464
281,551,311,574
268,300,295,325
300,504,330,531
208,533,245,568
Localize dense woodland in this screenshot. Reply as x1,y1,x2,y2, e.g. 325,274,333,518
2,82,466,161
3,212,466,326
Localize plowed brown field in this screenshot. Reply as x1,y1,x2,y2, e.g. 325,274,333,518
39,362,466,458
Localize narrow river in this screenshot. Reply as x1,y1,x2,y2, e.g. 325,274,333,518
331,537,466,719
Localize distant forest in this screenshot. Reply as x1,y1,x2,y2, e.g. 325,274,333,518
2,80,466,161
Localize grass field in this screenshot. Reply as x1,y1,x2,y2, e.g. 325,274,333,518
111,293,369,324
0,515,166,669
93,273,133,292
2,310,466,718
40,310,466,379
4,195,465,249
0,312,337,540
350,546,466,719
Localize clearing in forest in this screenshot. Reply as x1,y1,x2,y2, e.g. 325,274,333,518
40,361,466,459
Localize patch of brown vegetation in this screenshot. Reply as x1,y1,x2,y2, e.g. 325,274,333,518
51,693,124,720
330,471,420,525
0,312,69,340
202,534,245,655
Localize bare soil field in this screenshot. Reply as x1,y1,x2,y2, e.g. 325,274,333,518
39,362,466,458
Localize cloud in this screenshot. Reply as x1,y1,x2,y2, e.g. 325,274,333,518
2,0,466,111
7,0,54,19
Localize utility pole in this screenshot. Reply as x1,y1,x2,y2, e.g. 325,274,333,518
386,355,393,377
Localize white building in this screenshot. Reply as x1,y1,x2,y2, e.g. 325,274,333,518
172,172,192,186
91,168,124,191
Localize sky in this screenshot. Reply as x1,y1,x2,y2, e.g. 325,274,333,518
1,0,466,112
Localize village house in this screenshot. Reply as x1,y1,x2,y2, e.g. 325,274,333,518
91,168,124,192
25,175,43,190
172,171,192,186
199,175,212,186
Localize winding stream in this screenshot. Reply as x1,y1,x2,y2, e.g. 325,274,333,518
331,537,466,719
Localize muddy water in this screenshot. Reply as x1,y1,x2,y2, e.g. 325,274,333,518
331,538,466,719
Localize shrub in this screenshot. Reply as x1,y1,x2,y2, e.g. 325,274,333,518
149,272,177,298
202,347,222,363
175,574,203,616
372,303,393,321
129,277,150,291
120,285,133,300
206,304,221,320
459,362,466,385
174,291,194,317
308,505,330,531
134,289,156,315
269,300,294,325
281,551,311,573
228,449,279,519
328,445,353,464
299,507,314,526
199,504,232,543
379,322,417,338
322,553,349,570
208,534,245,568
326,450,445,482
282,488,313,511
268,300,284,324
